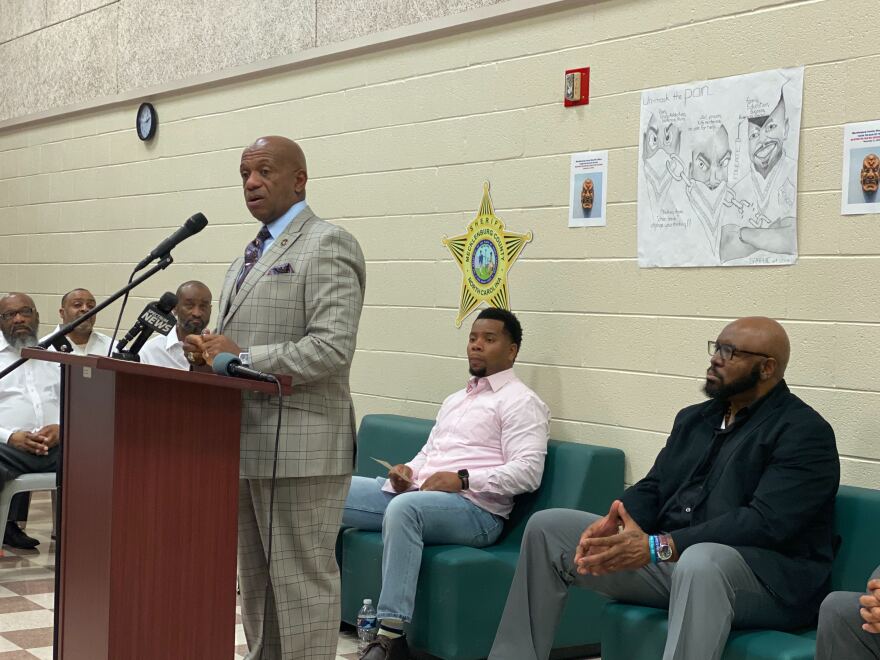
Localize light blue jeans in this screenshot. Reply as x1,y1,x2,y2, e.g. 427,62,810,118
342,475,504,622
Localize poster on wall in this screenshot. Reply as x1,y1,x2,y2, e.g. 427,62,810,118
637,66,804,267
568,150,608,227
840,120,880,215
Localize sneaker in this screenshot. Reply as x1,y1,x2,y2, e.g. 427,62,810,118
359,633,409,660
3,522,39,549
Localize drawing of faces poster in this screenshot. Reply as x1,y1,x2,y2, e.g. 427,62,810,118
637,67,804,268
840,120,880,215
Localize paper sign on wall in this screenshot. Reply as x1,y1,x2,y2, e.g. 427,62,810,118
569,151,608,227
841,120,880,215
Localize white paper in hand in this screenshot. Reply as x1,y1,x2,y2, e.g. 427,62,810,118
371,457,394,471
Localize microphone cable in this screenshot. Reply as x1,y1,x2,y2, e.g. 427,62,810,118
107,269,136,356
257,376,283,660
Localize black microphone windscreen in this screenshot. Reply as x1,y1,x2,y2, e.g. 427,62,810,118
157,292,178,313
186,212,208,233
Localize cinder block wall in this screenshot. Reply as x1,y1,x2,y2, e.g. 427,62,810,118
1,0,878,486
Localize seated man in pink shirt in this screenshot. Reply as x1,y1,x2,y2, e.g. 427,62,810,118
343,307,551,660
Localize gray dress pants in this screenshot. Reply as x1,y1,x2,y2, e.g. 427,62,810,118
816,564,880,660
489,508,808,660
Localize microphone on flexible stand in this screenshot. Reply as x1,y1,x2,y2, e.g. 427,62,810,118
133,213,208,273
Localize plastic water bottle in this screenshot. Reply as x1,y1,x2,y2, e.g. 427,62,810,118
356,598,378,652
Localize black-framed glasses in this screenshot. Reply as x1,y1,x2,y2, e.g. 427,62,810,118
0,307,35,322
708,341,771,362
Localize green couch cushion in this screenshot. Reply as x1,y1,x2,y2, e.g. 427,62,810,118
602,604,817,660
831,485,880,592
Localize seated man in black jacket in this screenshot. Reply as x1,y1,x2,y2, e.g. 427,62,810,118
489,316,840,660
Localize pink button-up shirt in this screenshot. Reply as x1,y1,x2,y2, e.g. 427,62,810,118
382,368,550,518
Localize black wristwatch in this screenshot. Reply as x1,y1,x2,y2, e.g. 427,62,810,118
457,469,470,490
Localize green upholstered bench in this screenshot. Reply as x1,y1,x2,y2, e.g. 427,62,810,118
339,414,626,660
600,484,880,660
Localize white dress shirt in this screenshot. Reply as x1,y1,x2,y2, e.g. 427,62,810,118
43,326,113,357
0,334,61,443
138,329,189,370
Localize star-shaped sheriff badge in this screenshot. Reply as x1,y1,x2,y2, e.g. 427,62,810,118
442,182,533,327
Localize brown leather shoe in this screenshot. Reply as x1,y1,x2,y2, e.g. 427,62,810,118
359,634,409,660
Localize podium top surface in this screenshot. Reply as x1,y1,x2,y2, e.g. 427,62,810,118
21,348,292,395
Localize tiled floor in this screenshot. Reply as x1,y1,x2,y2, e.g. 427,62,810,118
0,492,57,660
0,493,361,660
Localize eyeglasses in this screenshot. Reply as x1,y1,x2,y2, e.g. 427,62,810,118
0,307,35,321
708,341,771,362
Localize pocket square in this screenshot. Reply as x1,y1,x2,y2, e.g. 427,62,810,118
267,263,293,275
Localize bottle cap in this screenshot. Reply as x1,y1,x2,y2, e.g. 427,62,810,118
363,598,372,604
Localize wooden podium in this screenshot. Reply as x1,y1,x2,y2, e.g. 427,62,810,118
22,349,290,660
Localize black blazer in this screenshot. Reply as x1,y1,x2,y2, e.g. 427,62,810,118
621,381,839,613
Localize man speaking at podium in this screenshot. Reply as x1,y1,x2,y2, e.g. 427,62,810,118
185,136,366,660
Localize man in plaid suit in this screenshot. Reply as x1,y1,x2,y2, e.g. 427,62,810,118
188,136,366,659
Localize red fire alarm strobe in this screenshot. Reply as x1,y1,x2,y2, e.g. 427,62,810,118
564,67,590,107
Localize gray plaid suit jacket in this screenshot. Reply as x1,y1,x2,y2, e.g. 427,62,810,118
216,205,366,479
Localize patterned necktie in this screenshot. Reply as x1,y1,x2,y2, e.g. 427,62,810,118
235,225,271,292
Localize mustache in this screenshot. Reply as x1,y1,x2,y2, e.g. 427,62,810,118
181,319,207,333
11,324,36,335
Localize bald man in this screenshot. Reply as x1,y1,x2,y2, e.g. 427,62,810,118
184,136,366,660
0,293,61,549
41,288,112,356
490,317,840,660
139,281,212,370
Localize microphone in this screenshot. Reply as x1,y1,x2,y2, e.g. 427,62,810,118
114,292,178,359
212,352,277,383
133,213,208,273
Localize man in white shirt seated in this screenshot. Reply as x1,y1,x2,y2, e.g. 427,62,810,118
44,288,112,356
139,281,212,370
342,307,551,660
0,293,61,550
